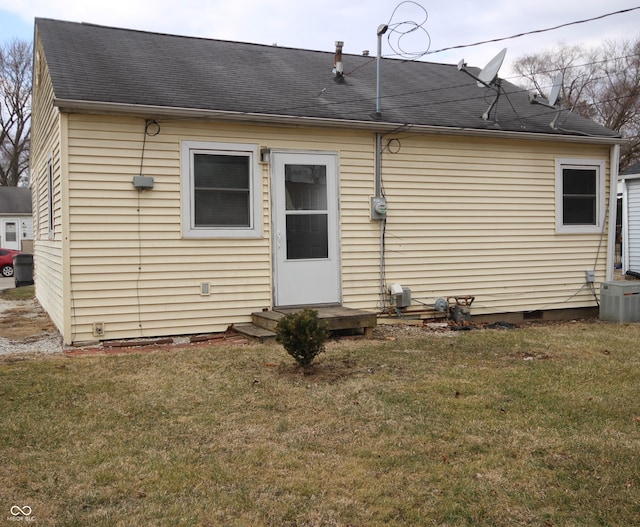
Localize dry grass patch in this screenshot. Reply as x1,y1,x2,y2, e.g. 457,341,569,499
1,284,36,301
1,321,639,526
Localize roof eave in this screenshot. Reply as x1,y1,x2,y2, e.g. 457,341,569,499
53,98,624,146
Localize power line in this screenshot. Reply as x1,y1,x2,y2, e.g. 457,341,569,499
426,6,640,55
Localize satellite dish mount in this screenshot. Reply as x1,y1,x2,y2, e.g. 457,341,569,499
457,48,507,122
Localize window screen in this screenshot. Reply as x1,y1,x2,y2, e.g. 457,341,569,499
193,153,250,227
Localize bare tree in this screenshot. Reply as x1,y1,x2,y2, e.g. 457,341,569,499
513,38,640,171
0,38,31,187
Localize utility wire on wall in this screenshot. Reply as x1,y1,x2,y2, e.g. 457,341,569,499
135,119,160,336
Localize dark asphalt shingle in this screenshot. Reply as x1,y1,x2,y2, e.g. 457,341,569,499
0,187,31,214
36,18,620,139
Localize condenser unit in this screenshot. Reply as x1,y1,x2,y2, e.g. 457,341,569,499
600,281,640,323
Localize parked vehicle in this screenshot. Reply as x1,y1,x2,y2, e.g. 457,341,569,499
0,248,21,278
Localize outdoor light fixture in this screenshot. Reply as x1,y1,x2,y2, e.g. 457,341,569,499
260,147,271,164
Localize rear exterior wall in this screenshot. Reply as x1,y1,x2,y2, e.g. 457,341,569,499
63,114,611,343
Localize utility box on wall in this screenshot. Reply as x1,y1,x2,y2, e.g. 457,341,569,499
600,281,640,323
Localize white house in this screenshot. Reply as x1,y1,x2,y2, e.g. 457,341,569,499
619,161,640,276
0,187,33,252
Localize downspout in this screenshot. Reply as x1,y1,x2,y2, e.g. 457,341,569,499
606,143,620,282
622,179,629,273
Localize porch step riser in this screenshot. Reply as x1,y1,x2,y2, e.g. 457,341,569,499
251,307,377,338
252,311,282,332
233,323,277,343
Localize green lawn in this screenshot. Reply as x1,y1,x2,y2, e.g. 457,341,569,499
1,321,639,526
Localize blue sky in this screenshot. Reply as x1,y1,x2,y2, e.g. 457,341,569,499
1,1,639,77
0,9,32,42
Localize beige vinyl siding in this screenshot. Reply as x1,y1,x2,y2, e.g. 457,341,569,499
62,111,611,343
379,135,610,314
30,36,65,334
65,116,378,342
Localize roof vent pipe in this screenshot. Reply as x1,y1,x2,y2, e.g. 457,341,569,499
333,41,344,77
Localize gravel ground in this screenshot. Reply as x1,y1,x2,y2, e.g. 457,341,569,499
0,282,461,358
0,295,63,356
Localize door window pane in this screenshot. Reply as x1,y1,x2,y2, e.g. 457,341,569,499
286,214,328,259
285,165,327,210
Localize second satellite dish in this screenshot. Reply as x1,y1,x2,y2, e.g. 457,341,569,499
530,71,564,107
548,72,563,106
529,71,565,129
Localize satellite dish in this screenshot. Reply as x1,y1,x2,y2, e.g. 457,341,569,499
548,72,563,107
530,71,564,108
457,48,508,122
476,48,507,88
528,71,565,129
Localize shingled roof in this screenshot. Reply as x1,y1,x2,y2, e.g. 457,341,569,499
0,187,32,215
35,18,620,140
622,161,640,175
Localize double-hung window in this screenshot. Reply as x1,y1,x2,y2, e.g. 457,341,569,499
555,159,606,234
181,141,261,238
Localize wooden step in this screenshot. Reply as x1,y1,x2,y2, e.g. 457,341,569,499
233,323,277,343
251,310,283,332
252,306,376,338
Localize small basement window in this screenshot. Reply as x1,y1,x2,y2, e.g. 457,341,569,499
181,141,262,238
555,159,606,234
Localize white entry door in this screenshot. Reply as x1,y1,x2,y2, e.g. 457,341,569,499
2,220,19,251
272,152,341,306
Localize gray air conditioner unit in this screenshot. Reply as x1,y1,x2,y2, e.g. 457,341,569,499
600,281,640,323
389,283,411,309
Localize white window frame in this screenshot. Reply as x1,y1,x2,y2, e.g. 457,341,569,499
181,141,262,238
47,156,54,240
32,167,39,240
555,158,606,234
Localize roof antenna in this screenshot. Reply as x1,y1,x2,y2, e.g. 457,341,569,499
529,71,564,129
457,48,507,122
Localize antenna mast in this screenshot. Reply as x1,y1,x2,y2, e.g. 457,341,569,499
376,24,389,118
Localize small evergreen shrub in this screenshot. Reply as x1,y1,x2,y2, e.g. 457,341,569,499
275,309,329,367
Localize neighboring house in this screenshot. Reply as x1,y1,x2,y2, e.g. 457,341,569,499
31,18,622,345
619,161,640,275
0,187,33,252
